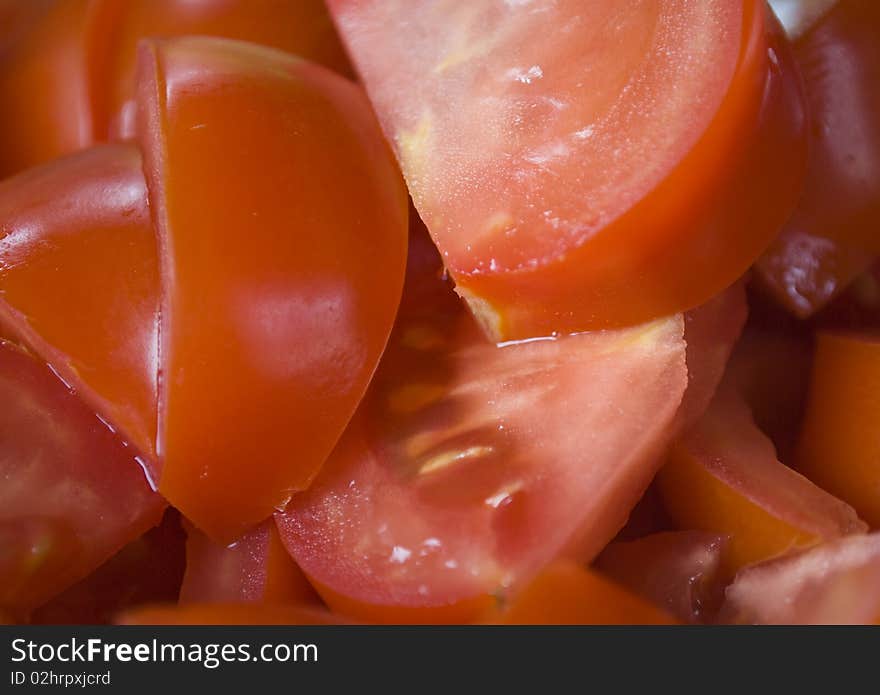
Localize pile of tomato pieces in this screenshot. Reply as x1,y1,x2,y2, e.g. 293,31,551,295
1,0,879,626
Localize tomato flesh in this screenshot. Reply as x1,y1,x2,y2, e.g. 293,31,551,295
328,0,807,338
138,37,408,541
720,533,880,625
658,381,866,577
276,224,688,622
0,340,163,614
756,0,880,316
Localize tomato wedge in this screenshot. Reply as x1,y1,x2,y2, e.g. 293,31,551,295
0,144,159,475
276,224,688,623
596,531,729,624
796,331,880,528
0,339,163,615
328,0,807,339
180,521,318,605
138,37,408,541
756,0,880,316
658,382,866,577
0,0,352,177
488,562,677,625
720,533,880,625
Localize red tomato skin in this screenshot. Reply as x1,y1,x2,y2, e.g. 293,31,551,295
179,521,319,605
138,37,408,542
756,0,880,317
0,0,352,177
329,0,807,339
0,144,159,476
0,340,163,615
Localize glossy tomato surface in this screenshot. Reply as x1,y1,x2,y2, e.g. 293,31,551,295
0,340,163,615
0,144,159,473
329,0,807,339
276,223,688,622
757,0,880,316
138,37,408,541
0,0,352,177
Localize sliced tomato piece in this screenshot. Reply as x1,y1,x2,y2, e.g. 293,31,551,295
328,0,806,339
676,282,748,432
486,562,677,625
118,602,346,626
0,0,353,177
90,0,354,141
0,339,163,615
658,382,866,578
276,224,688,623
596,531,729,624
0,144,159,476
137,37,408,541
30,509,186,624
720,533,880,624
756,0,880,316
180,521,318,605
796,331,880,528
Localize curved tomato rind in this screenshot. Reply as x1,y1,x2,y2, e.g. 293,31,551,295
329,0,807,339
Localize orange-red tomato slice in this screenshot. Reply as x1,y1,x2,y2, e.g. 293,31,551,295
0,0,352,177
138,37,408,541
720,533,880,625
276,224,689,623
796,331,880,528
658,382,866,577
0,144,159,475
756,0,880,316
487,562,677,625
596,531,729,624
118,602,346,626
180,521,319,605
328,0,807,339
0,339,163,615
